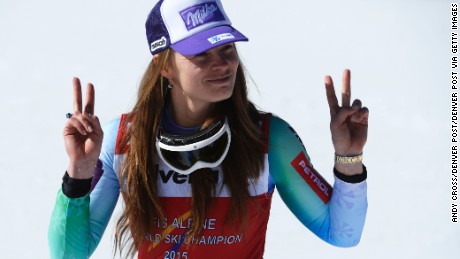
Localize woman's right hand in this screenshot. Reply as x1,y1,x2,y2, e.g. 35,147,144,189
63,77,103,179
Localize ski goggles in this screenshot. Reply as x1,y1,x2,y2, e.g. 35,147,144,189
156,118,231,175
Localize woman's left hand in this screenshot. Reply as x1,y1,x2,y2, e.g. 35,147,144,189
325,69,369,158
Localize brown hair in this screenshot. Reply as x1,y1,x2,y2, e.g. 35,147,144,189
115,48,265,257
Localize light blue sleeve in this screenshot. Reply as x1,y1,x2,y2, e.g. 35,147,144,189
267,115,367,247
87,117,122,249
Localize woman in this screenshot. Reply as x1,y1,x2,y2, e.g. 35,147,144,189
48,0,369,258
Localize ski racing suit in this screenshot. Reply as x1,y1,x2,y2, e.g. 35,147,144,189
48,113,368,258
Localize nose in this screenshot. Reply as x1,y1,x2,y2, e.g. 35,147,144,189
210,52,231,70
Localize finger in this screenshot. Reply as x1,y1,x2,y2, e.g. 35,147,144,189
84,83,95,115
67,111,96,134
73,77,83,113
351,107,369,124
64,117,88,136
351,99,362,109
325,75,339,116
334,107,358,125
342,69,351,107
357,107,369,123
80,112,102,133
89,115,103,135
82,113,104,134
87,115,104,139
351,99,364,123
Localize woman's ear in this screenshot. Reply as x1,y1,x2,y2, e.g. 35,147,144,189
161,67,176,84
160,66,171,79
152,54,171,78
152,54,160,64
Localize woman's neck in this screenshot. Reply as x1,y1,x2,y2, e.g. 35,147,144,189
168,98,216,127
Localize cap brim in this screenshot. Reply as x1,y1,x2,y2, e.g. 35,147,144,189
171,25,248,56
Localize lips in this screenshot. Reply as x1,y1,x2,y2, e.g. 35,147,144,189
207,74,232,84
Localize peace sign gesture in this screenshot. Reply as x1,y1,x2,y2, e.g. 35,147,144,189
325,69,369,173
63,77,103,179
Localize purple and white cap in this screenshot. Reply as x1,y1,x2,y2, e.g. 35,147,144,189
146,0,248,56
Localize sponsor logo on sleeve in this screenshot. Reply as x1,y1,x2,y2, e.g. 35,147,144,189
290,152,332,203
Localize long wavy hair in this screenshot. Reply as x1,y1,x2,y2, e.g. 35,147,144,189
114,47,265,257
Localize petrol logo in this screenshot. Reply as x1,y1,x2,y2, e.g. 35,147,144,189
290,152,332,203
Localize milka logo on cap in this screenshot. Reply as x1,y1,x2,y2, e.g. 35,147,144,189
151,36,167,52
180,2,226,31
208,33,235,44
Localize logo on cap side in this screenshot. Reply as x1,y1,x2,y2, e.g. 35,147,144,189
208,33,235,44
180,2,225,31
151,36,167,53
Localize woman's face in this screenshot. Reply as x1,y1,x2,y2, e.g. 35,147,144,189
165,43,240,108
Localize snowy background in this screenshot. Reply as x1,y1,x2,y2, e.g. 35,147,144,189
0,0,457,258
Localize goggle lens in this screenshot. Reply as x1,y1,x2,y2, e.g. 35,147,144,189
156,118,231,174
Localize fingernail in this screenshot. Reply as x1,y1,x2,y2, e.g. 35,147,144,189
88,125,93,133
82,130,87,135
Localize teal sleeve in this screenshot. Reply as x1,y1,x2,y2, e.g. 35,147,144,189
48,191,92,259
48,118,122,258
267,115,367,247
